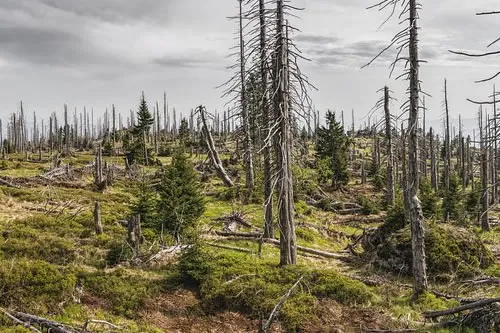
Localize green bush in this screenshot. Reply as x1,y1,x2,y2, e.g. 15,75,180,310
357,195,380,215
373,224,494,279
79,268,159,318
178,245,374,331
0,259,76,312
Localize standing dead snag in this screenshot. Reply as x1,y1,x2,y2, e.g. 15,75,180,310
384,87,395,206
238,0,255,203
273,1,296,266
365,0,428,297
197,106,234,187
94,201,103,235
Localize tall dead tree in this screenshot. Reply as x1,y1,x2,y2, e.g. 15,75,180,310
365,0,428,297
444,80,451,197
259,0,274,238
384,87,395,206
273,1,296,265
479,106,490,231
198,106,234,187
430,127,438,191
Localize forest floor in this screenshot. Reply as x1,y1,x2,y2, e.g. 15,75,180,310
0,144,499,332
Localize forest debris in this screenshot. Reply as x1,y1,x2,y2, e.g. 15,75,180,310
0,177,20,188
260,275,304,333
215,233,351,261
10,311,78,333
0,308,42,333
423,297,500,319
215,211,254,232
81,319,121,331
207,242,254,254
145,245,190,264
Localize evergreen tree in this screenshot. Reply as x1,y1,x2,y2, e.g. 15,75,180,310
443,173,462,221
178,118,190,144
157,149,204,243
131,173,158,229
315,110,350,189
129,93,154,165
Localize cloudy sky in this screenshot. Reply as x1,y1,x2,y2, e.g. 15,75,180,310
0,0,498,134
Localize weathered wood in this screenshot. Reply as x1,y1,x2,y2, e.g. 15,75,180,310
260,275,304,333
94,201,103,235
424,297,500,319
198,106,234,187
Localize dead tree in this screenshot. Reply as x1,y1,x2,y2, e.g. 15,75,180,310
94,142,105,191
273,2,296,265
198,106,234,187
430,127,438,191
221,0,256,202
480,106,490,231
365,0,428,297
444,79,451,197
259,0,274,238
384,87,395,206
94,201,103,235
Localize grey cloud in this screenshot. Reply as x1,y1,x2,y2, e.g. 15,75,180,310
296,34,339,44
154,55,220,69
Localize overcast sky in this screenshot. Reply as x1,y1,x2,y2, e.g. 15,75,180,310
0,0,498,134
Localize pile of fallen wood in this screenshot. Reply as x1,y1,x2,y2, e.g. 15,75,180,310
0,308,120,333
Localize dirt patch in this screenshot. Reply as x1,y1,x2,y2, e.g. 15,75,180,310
140,290,281,333
302,300,396,332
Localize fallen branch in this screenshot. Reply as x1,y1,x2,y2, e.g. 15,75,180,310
260,275,304,333
207,242,254,253
0,177,19,188
11,311,78,333
0,308,42,333
81,319,120,332
215,233,351,261
424,297,500,319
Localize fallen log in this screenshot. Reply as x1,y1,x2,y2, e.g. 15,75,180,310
0,177,19,188
424,297,500,319
0,308,42,333
207,242,254,253
215,233,351,261
11,311,78,333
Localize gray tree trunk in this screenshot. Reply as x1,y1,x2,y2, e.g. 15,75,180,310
430,127,438,191
480,107,490,231
239,0,255,204
384,86,395,206
94,201,103,235
408,0,428,297
274,1,296,265
260,0,274,239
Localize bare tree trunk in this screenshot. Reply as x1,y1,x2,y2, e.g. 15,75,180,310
64,104,70,156
94,142,104,190
199,106,234,187
408,0,428,297
444,79,451,195
422,97,427,178
480,106,490,231
239,0,255,204
493,85,498,203
430,127,438,191
384,86,395,206
94,201,103,235
260,0,274,239
274,2,296,266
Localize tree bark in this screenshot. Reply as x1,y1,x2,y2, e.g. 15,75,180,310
239,0,255,204
260,0,274,239
274,2,296,265
408,0,428,297
384,86,394,206
94,201,103,235
199,107,234,187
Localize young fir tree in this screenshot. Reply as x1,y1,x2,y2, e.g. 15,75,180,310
315,110,350,189
130,92,154,165
178,118,190,144
157,149,204,243
131,173,158,229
